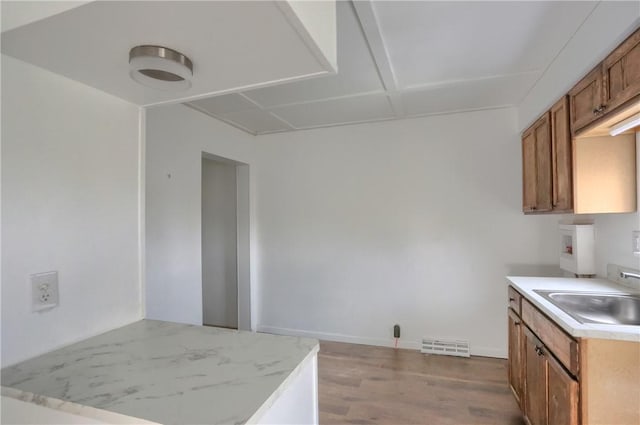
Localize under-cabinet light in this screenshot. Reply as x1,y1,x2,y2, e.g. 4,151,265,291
609,112,640,136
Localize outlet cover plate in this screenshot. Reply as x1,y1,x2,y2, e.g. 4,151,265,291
31,271,59,312
633,230,640,256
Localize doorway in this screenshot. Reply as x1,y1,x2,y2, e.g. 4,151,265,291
201,154,250,329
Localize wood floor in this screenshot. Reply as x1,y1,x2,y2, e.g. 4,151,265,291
318,341,525,425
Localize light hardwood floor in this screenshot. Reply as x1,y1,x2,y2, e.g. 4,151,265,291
318,341,525,425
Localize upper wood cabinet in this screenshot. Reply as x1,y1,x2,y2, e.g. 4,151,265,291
568,66,604,134
523,26,640,215
569,27,640,135
522,114,552,213
603,29,640,114
550,97,573,212
522,98,571,214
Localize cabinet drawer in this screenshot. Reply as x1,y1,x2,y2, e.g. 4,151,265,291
508,286,522,315
522,299,579,376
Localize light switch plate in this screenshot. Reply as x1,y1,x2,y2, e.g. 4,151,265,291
633,230,640,256
31,271,59,312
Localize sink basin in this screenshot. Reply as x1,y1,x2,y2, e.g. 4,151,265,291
533,290,640,326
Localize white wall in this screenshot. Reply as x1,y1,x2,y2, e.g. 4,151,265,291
254,108,561,357
145,104,257,328
518,3,640,131
1,55,142,366
202,158,238,328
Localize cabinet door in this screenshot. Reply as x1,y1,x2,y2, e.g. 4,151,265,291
548,353,579,425
533,114,552,212
522,129,537,212
522,114,552,213
524,328,547,425
603,28,640,114
569,66,603,134
508,309,524,408
550,97,573,212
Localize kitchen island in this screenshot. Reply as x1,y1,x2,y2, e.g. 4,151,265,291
1,320,319,424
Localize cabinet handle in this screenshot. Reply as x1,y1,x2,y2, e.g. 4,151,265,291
509,297,515,302
535,345,544,356
592,104,607,114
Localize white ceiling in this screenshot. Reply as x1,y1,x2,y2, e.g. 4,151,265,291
1,1,336,106
188,1,599,135
0,1,90,32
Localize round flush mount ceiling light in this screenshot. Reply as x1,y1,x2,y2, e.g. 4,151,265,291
129,45,193,91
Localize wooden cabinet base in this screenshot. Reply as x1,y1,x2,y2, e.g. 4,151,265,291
508,286,640,425
580,338,640,425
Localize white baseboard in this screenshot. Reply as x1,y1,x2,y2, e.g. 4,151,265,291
257,324,507,359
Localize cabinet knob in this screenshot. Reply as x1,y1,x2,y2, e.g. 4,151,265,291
592,104,607,114
535,345,544,356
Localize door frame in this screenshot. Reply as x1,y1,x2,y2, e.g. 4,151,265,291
201,152,251,330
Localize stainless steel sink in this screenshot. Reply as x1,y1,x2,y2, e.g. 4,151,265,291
533,290,640,326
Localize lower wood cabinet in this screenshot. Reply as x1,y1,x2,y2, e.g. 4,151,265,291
523,326,578,425
508,308,524,408
547,351,579,425
508,286,640,425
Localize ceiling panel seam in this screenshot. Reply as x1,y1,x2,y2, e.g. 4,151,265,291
254,104,517,136
350,0,403,116
184,103,258,136
516,1,600,108
400,70,542,93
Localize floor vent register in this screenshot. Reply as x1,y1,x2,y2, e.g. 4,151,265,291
421,338,470,357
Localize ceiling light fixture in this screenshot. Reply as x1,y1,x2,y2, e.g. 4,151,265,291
129,45,193,91
609,112,640,136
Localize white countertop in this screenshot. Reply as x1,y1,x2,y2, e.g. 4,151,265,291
1,320,319,425
507,276,640,342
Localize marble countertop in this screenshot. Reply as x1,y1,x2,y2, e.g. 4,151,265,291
1,320,319,425
507,276,640,342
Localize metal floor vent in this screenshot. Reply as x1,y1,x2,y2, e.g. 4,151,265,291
421,338,470,358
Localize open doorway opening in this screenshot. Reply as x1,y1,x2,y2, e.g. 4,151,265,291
201,153,250,330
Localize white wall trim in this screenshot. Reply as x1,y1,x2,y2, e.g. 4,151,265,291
257,325,506,359
138,107,146,319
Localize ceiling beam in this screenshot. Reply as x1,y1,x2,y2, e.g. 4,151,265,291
352,0,404,116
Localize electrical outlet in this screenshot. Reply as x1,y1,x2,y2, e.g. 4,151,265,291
31,271,59,312
633,231,640,257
